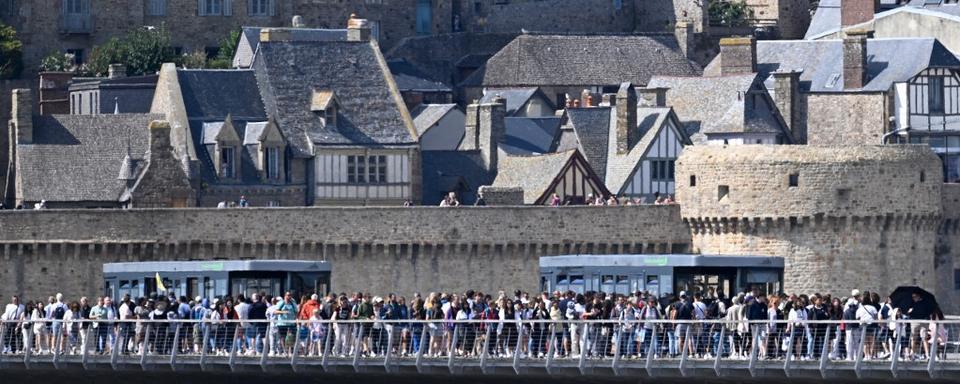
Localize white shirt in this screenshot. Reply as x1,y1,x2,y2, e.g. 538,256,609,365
856,304,878,323
235,302,250,327
2,303,24,321
119,302,133,320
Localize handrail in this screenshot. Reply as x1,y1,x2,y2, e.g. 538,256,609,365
0,318,955,377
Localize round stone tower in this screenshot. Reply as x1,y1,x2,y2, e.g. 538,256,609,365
676,145,942,296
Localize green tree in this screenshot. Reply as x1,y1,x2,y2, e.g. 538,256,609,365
87,25,176,76
0,23,23,79
207,28,241,69
709,0,755,27
178,49,208,69
39,51,73,72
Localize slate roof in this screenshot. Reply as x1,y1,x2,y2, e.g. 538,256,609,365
420,150,494,205
564,107,612,180
17,114,162,203
479,87,553,116
387,59,452,92
254,40,417,154
646,74,787,141
460,34,701,87
806,0,960,39
491,150,578,204
804,0,842,39
178,70,267,121
411,103,458,136
502,117,562,155
704,38,960,93
243,121,270,145
234,27,348,68
193,120,273,184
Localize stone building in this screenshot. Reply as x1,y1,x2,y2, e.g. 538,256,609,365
675,145,945,304
806,0,960,53
68,65,158,115
460,33,702,107
150,17,420,206
5,88,194,208
704,32,960,148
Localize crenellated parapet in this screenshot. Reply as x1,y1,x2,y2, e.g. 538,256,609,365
684,213,943,236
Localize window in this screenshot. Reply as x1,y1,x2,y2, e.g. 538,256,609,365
689,175,696,187
921,171,926,183
416,0,432,34
64,0,84,14
0,0,14,15
265,147,280,180
788,173,799,187
718,185,729,201
66,48,84,65
146,0,166,16
930,76,945,114
199,0,231,16
474,1,481,12
347,155,389,184
221,146,236,178
837,188,851,204
248,0,274,16
651,159,675,181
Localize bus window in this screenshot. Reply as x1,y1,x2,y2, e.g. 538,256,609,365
144,276,157,297
570,275,584,294
105,280,116,300
646,275,659,297
601,275,616,294
616,275,629,295
187,278,199,300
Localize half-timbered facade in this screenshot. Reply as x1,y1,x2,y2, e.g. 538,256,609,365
902,67,960,182
492,150,608,205
608,109,690,201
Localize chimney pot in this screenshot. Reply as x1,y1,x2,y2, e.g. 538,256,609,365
347,13,372,42
719,36,757,75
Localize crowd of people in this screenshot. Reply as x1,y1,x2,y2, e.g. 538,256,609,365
433,191,678,207
0,288,947,362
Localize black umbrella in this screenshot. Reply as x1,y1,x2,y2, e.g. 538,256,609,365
889,286,938,317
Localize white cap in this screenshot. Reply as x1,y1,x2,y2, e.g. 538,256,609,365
851,289,861,297
679,291,687,297
195,296,202,303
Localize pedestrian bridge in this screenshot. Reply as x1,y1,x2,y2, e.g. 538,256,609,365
1,319,959,380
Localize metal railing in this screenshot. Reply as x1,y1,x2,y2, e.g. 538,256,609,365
1,319,959,378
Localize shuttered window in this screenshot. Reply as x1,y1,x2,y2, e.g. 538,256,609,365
248,0,275,16
198,0,231,16
147,0,166,16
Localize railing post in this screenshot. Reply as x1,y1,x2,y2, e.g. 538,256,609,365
259,323,270,372
321,321,332,372
927,321,939,379
383,324,394,372
577,322,589,375
110,322,121,370
854,326,866,378
479,323,491,374
890,322,902,378
291,322,302,372
644,324,656,377
169,321,181,371
415,323,428,373
139,324,152,371
512,321,522,375
714,324,725,377
545,324,556,375
199,323,210,371
748,324,759,377
783,323,795,377
448,324,460,374
351,321,363,372
819,324,831,378
611,323,623,376
679,322,691,377
228,322,239,372
23,325,33,369
81,326,93,370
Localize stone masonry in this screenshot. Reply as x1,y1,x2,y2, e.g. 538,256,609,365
676,145,945,308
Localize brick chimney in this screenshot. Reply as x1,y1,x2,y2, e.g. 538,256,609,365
347,14,372,42
843,29,871,90
12,89,32,144
637,87,668,108
462,103,480,150
674,21,695,61
615,82,638,155
772,70,803,143
719,36,757,75
108,64,127,79
841,0,878,27
478,96,506,172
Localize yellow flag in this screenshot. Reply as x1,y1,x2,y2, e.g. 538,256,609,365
155,272,167,292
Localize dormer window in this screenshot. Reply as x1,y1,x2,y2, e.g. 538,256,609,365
203,119,241,181
311,89,338,128
220,146,236,178
264,147,280,180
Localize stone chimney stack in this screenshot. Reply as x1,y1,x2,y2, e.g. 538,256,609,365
260,28,291,42
12,89,32,144
615,82,638,155
719,36,757,75
347,14,372,42
638,87,668,108
843,29,871,90
674,21,695,61
108,64,127,79
462,103,480,150
478,96,506,172
772,70,803,143
841,0,878,27
149,119,173,155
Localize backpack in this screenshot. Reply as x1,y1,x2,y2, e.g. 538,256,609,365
843,304,859,328
676,302,693,320
53,305,66,320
